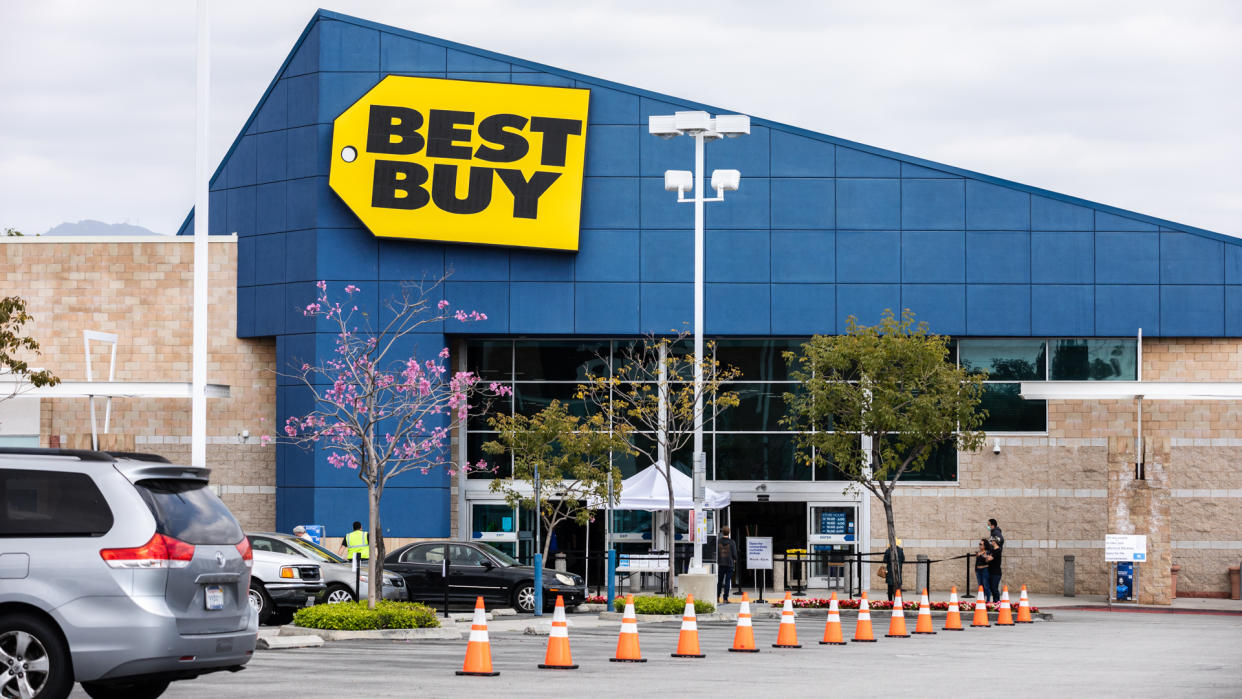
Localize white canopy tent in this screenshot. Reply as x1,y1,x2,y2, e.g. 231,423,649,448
609,462,731,510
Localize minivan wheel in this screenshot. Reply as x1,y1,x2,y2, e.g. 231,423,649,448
248,581,274,625
512,582,536,613
325,584,357,604
81,679,170,699
0,615,71,699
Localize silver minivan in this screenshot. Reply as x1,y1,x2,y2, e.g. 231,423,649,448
0,448,256,698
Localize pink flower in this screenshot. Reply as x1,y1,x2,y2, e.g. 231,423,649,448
344,284,360,294
259,435,272,446
438,347,450,359
437,299,450,310
316,280,327,291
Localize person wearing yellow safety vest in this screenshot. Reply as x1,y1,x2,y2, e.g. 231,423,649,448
339,521,369,561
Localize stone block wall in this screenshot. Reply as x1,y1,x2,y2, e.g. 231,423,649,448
1,238,277,531
868,338,1242,598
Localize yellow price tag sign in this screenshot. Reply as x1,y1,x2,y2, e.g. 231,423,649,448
329,76,590,251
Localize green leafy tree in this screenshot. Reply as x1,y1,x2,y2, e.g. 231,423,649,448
483,400,633,560
783,309,986,593
4,228,24,237
1,296,59,404
577,332,741,590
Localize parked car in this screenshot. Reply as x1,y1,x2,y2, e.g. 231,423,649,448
248,547,325,625
247,531,405,603
384,541,584,612
0,447,256,699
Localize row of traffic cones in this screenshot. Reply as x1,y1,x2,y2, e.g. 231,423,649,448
459,584,1037,675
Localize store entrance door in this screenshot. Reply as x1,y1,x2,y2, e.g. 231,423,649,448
728,501,805,590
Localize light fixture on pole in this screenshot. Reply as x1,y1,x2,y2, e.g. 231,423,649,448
649,110,749,574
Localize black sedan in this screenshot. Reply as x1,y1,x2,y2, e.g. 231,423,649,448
383,541,584,613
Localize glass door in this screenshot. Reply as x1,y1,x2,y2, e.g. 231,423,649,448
807,504,857,590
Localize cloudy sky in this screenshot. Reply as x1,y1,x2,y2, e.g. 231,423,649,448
1,0,1239,237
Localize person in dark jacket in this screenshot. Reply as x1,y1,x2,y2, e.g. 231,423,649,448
716,526,739,604
882,539,905,601
987,534,1003,601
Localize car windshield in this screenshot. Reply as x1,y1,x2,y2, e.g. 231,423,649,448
477,543,519,566
285,536,346,563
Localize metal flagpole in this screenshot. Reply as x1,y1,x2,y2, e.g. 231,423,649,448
191,0,210,469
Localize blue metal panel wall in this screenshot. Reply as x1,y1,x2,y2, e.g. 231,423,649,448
186,9,1242,535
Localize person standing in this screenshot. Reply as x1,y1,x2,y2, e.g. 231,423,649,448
987,533,1003,602
988,518,1004,549
882,539,905,602
975,539,994,602
340,521,369,562
716,526,738,604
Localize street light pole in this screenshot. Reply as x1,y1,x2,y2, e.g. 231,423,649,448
649,111,749,573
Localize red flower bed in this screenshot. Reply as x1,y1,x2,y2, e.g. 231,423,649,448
772,597,1038,613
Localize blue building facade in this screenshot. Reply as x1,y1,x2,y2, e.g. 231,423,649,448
181,10,1242,539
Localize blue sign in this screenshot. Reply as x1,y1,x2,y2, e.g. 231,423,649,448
1116,562,1134,601
820,512,847,535
302,524,325,546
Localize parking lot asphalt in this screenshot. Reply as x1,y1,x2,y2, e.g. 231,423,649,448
71,609,1242,698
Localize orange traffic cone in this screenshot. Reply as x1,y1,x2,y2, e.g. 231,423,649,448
1016,585,1033,623
943,586,964,631
538,595,578,669
671,594,705,658
819,592,845,645
728,592,759,653
913,589,936,634
772,591,801,648
885,589,910,638
971,586,990,627
996,586,1015,626
611,594,646,662
456,596,499,676
851,591,877,642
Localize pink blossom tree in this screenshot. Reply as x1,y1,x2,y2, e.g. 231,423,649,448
281,279,508,607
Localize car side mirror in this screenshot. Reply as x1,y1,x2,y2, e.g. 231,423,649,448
481,559,494,569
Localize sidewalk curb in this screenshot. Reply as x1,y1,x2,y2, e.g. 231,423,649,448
278,624,463,641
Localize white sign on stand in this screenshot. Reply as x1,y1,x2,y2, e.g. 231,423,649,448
746,537,773,570
1105,534,1148,562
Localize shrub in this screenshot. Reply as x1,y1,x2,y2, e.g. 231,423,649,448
612,595,715,615
292,601,440,630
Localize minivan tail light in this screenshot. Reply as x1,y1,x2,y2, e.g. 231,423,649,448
236,538,253,568
100,533,195,569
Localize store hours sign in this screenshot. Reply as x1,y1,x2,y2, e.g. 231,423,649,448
329,76,590,251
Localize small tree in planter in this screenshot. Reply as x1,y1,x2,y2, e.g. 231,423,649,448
783,309,987,594
281,279,507,608
483,400,632,560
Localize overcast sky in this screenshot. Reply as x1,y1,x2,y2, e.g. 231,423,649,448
1,0,1239,237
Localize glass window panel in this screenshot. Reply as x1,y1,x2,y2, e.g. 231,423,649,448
466,341,511,381
715,339,806,382
1050,339,1137,381
467,432,509,479
611,510,651,537
979,383,1046,432
713,383,787,432
902,441,959,482
513,340,609,381
958,339,1046,381
626,434,704,477
469,393,511,432
512,383,594,418
714,433,808,481
471,504,515,535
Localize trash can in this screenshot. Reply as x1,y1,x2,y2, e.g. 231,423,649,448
785,549,806,588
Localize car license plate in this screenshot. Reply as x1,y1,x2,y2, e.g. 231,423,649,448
205,585,224,611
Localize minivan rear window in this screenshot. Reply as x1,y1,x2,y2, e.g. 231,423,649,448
0,468,114,537
135,479,243,545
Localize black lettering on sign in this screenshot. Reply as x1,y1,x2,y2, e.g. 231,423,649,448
372,160,430,210
431,164,493,215
528,117,583,167
366,106,425,155
474,114,530,163
496,169,561,219
427,110,475,160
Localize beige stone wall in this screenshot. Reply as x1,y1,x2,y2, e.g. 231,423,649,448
0,238,277,531
871,337,1242,599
